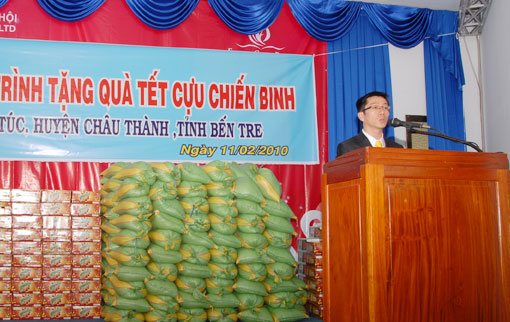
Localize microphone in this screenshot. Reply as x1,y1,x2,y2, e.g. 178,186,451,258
389,118,431,129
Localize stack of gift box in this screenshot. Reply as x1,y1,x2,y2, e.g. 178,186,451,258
297,223,323,319
0,189,102,320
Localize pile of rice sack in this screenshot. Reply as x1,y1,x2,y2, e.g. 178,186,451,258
100,161,308,322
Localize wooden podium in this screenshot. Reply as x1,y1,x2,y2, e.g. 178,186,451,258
320,147,510,322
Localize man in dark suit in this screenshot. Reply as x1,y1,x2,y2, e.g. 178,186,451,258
337,91,404,157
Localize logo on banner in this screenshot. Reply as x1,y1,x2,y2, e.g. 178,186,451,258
0,11,18,33
236,29,284,52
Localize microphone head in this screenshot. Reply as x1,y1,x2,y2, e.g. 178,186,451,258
389,118,403,128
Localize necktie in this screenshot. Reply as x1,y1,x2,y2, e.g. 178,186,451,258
375,140,383,147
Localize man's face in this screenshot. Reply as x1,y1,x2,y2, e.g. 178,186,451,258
357,96,390,132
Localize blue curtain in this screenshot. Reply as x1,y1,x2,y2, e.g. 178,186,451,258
424,11,466,151
125,0,199,30
37,0,106,22
208,0,284,35
0,0,8,9
327,11,394,160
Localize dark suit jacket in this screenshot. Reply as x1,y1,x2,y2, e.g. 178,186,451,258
336,132,403,157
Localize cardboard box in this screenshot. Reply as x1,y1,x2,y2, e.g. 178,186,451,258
41,190,72,203
0,216,11,229
0,306,11,319
12,215,42,229
43,293,74,306
43,216,70,229
11,190,41,203
12,228,42,241
43,254,73,267
73,293,101,306
0,190,10,202
70,203,100,216
0,202,11,215
40,202,71,216
71,216,100,229
42,229,72,242
42,241,72,254
11,280,43,293
12,292,43,305
72,267,101,280
71,242,101,254
0,293,11,305
72,305,101,319
71,280,101,293
43,306,74,319
0,229,11,241
42,280,72,293
72,254,101,267
42,266,72,280
71,191,101,204
0,266,11,279
12,266,42,279
0,280,11,292
0,241,11,254
71,229,101,242
0,254,11,266
11,306,42,320
12,254,42,267
11,203,40,215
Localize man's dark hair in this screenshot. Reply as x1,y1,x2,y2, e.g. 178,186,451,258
356,91,389,113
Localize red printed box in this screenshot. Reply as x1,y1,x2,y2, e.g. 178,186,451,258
0,307,10,319
71,203,100,216
0,202,11,215
12,254,43,267
303,253,323,268
12,228,42,241
41,190,72,203
72,229,101,241
12,215,42,229
72,280,101,293
43,254,73,267
72,241,101,254
0,267,11,279
40,202,71,215
0,216,11,229
0,229,11,241
0,254,11,266
11,306,42,320
72,267,101,280
12,292,43,305
0,190,9,202
71,216,100,229
0,241,11,254
305,277,323,293
72,254,101,267
42,229,72,242
0,280,11,292
11,190,41,203
71,191,100,204
11,280,42,293
0,293,11,305
42,280,72,293
304,266,323,280
43,306,74,319
308,290,324,306
305,239,322,255
42,241,72,254
43,216,70,229
73,293,101,306
43,293,74,306
12,241,41,254
72,305,101,319
43,266,72,280
12,266,42,279
11,203,40,215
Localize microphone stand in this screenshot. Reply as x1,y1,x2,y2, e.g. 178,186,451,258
409,128,483,152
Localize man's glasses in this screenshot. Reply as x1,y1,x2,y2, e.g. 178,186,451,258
362,105,391,112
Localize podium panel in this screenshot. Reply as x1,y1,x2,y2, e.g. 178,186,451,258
321,147,510,322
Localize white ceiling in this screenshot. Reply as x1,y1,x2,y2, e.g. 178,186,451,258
350,0,461,11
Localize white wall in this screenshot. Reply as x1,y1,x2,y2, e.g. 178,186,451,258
481,1,510,156
388,37,483,152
